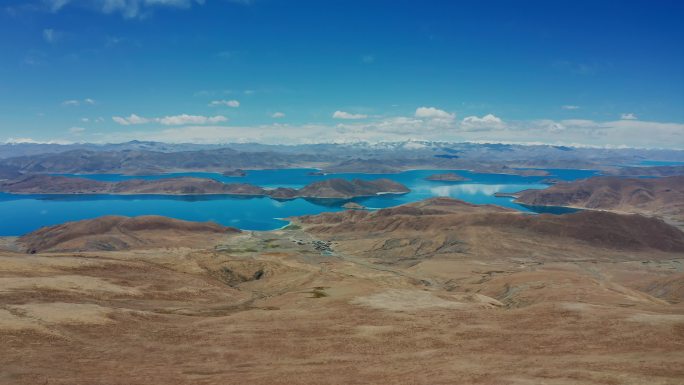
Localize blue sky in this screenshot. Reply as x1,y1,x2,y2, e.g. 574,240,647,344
1,0,683,148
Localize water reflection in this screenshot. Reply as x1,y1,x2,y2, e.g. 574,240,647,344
429,184,508,196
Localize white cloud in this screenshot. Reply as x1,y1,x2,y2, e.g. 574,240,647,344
534,119,566,132
61,98,95,107
43,28,57,43
456,118,683,149
271,112,286,118
3,137,72,145
112,113,227,126
45,0,208,19
415,107,455,121
91,115,684,149
461,114,505,131
336,116,421,135
621,113,638,120
112,114,151,125
95,107,684,149
100,123,331,145
562,105,580,110
61,99,80,106
157,114,227,125
80,118,89,123
4,137,41,144
333,111,368,120
69,126,86,134
209,99,240,108
46,0,71,12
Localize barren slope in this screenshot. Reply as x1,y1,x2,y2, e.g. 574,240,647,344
1,199,684,384
18,215,239,252
0,175,409,199
515,175,684,226
297,197,684,255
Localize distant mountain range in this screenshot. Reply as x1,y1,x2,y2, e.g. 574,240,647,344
1,140,683,177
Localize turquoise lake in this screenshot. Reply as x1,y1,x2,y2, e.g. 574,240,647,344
0,168,597,235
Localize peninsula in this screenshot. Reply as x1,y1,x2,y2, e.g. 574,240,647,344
0,175,410,200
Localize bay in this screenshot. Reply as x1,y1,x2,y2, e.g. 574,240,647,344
0,168,596,235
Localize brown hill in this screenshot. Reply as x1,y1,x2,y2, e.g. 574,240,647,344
222,168,247,177
514,175,684,226
0,175,267,195
604,165,684,177
425,172,469,181
0,148,330,174
110,177,265,195
19,215,239,253
266,179,409,200
0,174,110,194
296,178,409,199
0,175,409,199
0,164,22,180
265,187,300,199
3,196,684,384
296,197,684,255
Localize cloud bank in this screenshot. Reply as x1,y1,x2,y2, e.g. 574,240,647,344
209,100,240,108
44,0,207,19
333,111,368,120
61,98,95,107
94,110,684,149
112,113,227,126
414,107,454,120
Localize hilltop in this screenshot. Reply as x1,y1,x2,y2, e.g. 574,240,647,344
19,215,239,253
296,197,684,259
514,175,684,227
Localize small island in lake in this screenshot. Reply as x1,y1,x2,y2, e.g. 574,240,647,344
493,192,520,198
222,169,247,177
266,178,409,200
425,172,469,182
342,202,366,210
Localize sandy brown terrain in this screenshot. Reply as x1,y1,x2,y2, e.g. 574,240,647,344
18,215,240,253
515,176,684,228
603,165,684,177
1,199,684,384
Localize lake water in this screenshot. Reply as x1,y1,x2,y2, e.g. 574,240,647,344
0,168,597,235
637,160,684,166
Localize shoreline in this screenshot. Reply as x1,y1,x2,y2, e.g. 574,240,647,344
34,165,598,177
0,190,410,200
